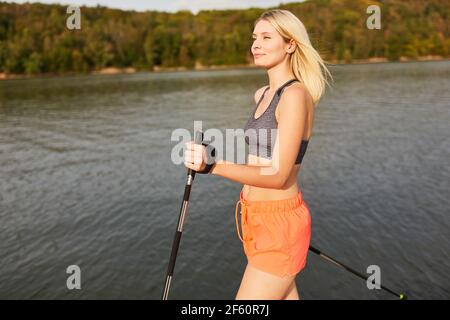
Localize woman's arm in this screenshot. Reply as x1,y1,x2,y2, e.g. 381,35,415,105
210,86,308,189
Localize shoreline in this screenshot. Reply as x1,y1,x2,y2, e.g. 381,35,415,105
1,55,448,81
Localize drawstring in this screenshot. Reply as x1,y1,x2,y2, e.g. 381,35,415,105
235,199,248,243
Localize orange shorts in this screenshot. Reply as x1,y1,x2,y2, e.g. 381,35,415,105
235,190,311,278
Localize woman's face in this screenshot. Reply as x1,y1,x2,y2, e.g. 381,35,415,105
251,19,293,68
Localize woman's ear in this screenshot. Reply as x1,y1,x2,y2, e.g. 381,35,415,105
286,39,296,54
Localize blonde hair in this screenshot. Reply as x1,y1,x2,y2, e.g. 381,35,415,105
255,9,333,105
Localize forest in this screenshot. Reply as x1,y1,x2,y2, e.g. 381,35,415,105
0,0,449,75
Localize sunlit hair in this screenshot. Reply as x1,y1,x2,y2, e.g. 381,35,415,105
255,9,333,105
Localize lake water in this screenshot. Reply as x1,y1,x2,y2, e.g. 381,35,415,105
0,60,449,299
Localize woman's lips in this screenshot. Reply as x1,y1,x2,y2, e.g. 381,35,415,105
254,54,265,58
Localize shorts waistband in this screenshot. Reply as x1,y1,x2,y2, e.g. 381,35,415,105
235,190,304,243
238,190,303,213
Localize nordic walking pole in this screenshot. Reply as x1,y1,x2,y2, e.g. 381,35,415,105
161,130,204,300
309,245,407,300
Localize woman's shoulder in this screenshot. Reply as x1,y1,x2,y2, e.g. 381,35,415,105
275,83,314,120
281,82,314,109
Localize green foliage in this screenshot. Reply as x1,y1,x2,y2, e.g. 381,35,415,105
0,0,449,75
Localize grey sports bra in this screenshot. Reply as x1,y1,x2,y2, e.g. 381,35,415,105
244,78,309,165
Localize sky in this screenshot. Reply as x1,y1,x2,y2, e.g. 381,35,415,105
4,1,304,14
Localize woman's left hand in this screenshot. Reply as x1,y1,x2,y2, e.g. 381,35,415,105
184,141,207,172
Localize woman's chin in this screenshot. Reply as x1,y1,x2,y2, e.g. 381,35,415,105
253,60,267,67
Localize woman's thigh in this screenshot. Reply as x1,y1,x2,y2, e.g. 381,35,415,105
235,263,296,300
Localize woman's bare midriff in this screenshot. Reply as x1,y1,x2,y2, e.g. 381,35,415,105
241,154,302,201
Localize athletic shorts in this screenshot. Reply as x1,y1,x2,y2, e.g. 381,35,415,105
235,190,311,278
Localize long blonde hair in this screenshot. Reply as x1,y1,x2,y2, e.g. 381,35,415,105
255,9,333,105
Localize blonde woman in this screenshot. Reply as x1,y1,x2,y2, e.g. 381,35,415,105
184,9,332,299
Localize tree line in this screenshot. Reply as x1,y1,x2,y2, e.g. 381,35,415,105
0,0,449,75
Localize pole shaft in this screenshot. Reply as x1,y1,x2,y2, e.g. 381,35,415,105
309,245,405,299
161,131,204,300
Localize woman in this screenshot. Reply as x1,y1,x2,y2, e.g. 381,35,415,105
184,9,332,299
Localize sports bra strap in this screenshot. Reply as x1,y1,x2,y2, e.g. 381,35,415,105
256,86,270,107
256,79,298,107
276,78,299,96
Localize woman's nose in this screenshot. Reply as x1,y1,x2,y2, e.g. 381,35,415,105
252,39,261,49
